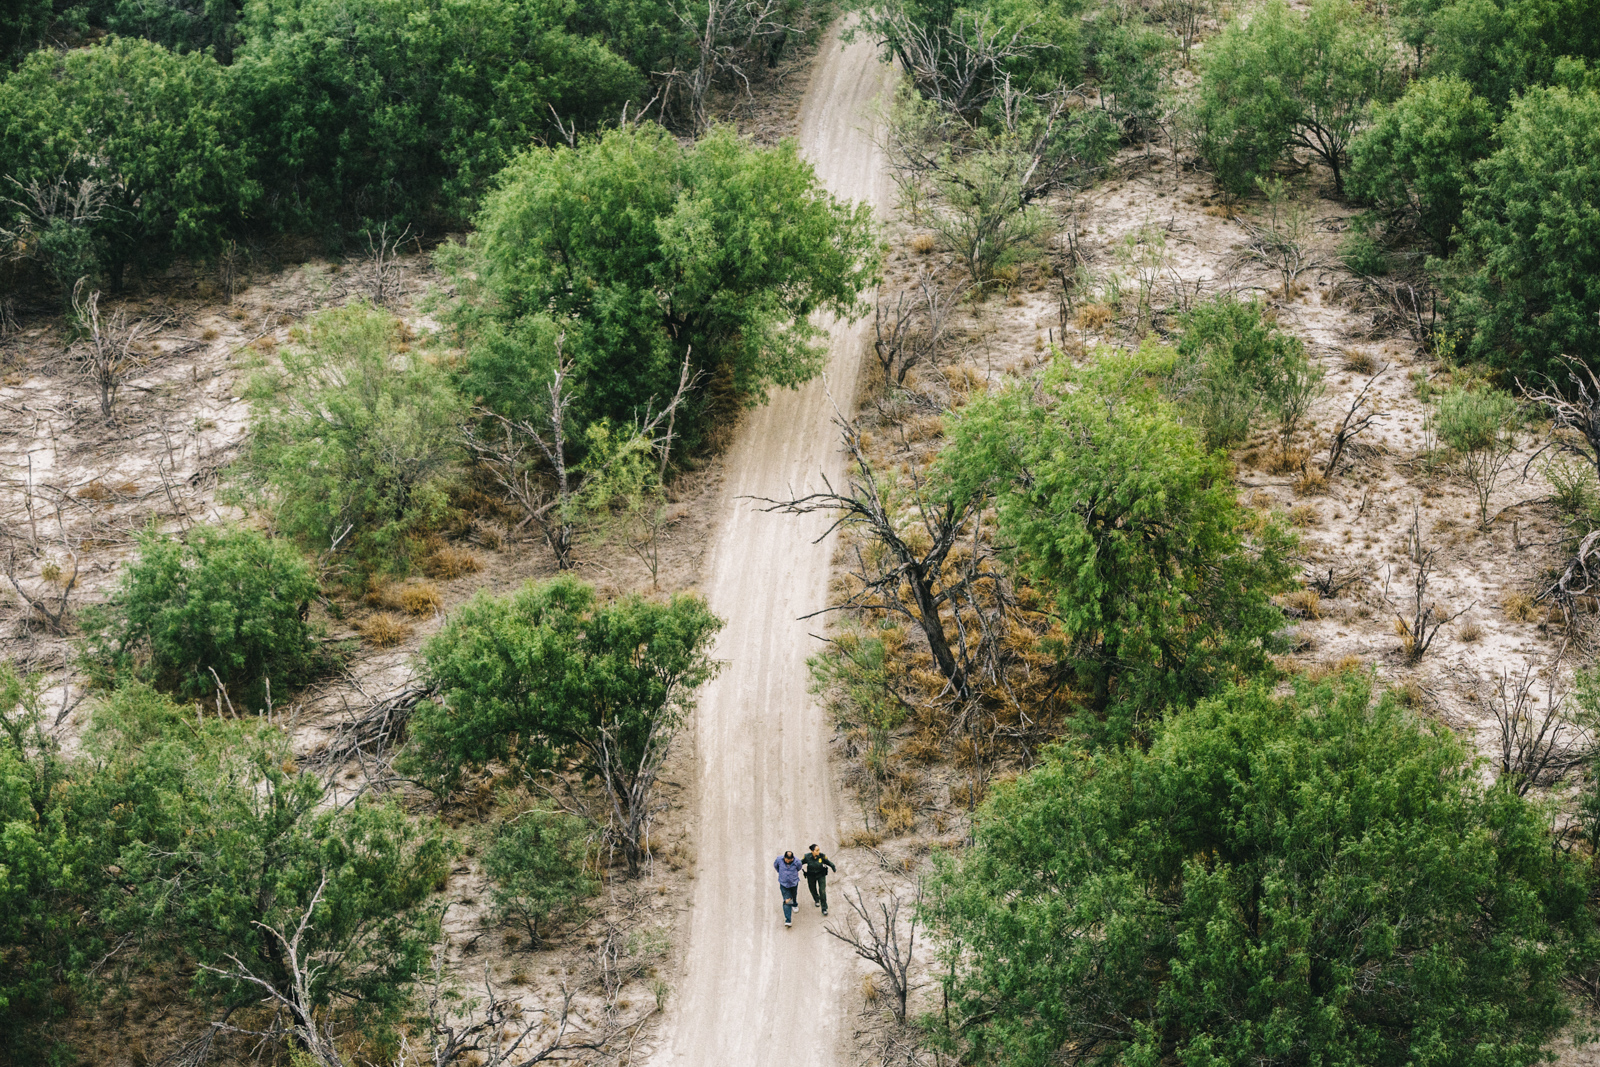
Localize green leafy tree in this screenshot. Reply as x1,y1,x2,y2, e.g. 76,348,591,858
1447,85,1600,380
81,525,322,702
940,345,1295,740
1197,0,1399,195
72,690,451,1052
241,302,464,576
1349,76,1495,253
0,663,78,1066
0,36,256,286
1423,0,1600,107
405,576,721,874
0,0,49,64
461,122,879,443
925,675,1592,1066
483,808,597,946
1436,385,1521,527
234,0,644,229
1171,294,1316,452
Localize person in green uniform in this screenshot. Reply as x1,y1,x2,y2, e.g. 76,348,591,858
801,843,837,915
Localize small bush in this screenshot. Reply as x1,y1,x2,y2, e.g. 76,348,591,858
397,584,444,617
1173,295,1314,452
421,544,480,580
81,525,323,702
1502,591,1539,623
484,808,598,947
360,613,411,648
239,302,463,579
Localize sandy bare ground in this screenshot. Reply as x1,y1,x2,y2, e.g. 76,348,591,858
646,25,893,1067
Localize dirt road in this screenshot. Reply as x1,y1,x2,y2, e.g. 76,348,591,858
647,25,893,1067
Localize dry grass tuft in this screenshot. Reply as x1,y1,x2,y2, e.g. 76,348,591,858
911,232,937,254
843,827,883,849
879,799,916,837
1457,618,1484,642
1282,589,1323,619
1288,505,1320,527
903,729,945,763
1305,653,1364,681
201,326,220,341
1271,448,1309,475
1294,468,1329,495
1341,349,1378,374
423,545,481,579
76,480,111,501
397,583,443,617
861,975,880,1005
1501,591,1539,623
360,613,411,648
1075,303,1115,331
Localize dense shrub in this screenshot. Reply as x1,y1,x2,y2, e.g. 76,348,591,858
941,345,1295,740
0,35,256,286
483,808,598,945
405,576,721,794
1172,295,1316,451
925,675,1592,1066
240,302,464,575
1422,0,1600,107
233,0,643,229
1349,75,1495,253
1197,0,1398,195
457,122,879,444
81,525,321,701
1,675,450,1064
1446,85,1600,380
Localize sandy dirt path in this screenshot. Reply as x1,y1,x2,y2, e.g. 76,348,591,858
648,25,893,1067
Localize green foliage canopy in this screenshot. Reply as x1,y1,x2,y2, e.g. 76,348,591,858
81,525,321,701
1349,75,1495,253
1446,85,1600,380
925,677,1591,1067
462,122,879,441
1172,295,1315,451
233,0,644,227
407,576,722,797
483,807,598,945
241,302,464,574
0,35,256,284
1197,0,1398,195
941,346,1295,739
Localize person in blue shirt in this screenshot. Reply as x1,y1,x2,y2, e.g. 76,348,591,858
773,850,803,927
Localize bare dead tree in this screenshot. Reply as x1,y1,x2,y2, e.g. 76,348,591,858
874,290,917,387
661,0,799,134
759,417,998,701
3,502,79,634
69,281,157,417
826,884,921,1023
1542,528,1600,622
1382,508,1471,664
401,947,617,1067
1323,371,1386,477
1524,357,1600,490
365,222,411,308
1160,0,1207,66
465,341,695,569
1461,652,1595,795
864,1,1049,115
197,875,347,1067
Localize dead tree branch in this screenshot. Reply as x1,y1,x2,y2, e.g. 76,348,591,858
826,884,921,1023
69,281,160,417
1323,371,1386,477
1382,507,1471,664
1460,651,1594,795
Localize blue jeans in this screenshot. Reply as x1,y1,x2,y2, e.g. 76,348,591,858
780,883,798,922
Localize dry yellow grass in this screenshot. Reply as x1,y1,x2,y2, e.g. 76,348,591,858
423,544,481,579
1282,589,1323,619
397,583,443,616
1502,591,1539,623
1288,505,1320,527
1294,468,1329,495
879,800,916,836
843,827,883,849
910,232,937,254
1075,303,1115,331
360,613,411,648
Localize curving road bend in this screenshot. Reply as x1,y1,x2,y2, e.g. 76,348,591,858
648,25,894,1067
